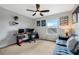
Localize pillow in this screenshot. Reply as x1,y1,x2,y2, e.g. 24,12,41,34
67,36,78,53
23,34,29,40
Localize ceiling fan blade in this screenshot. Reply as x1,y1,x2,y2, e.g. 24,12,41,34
40,10,49,12
40,13,43,16
26,9,35,12
36,4,40,10
32,13,36,16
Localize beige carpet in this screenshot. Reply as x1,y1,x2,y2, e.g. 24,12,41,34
0,40,55,55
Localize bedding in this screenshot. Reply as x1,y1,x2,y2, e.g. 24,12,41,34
53,38,74,55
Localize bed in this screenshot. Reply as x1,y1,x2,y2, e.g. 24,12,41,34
53,39,74,55
53,36,79,55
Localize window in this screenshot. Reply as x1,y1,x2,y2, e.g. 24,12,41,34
47,19,59,35
47,19,59,27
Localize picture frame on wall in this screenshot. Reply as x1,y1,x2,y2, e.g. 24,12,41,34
72,13,78,24
60,16,69,25
41,20,46,26
37,21,40,26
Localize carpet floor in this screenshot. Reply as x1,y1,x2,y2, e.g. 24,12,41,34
0,39,55,55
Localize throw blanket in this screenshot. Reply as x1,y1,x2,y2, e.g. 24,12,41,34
53,39,73,55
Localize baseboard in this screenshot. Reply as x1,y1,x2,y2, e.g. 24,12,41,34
38,39,56,42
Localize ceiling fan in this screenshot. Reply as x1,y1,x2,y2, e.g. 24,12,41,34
26,4,50,16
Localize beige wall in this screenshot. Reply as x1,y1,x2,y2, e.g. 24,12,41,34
35,11,73,41
0,7,35,41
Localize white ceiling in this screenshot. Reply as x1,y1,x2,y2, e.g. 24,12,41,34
0,4,75,19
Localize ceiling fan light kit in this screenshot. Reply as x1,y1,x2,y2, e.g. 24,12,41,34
26,4,50,16
36,11,40,15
